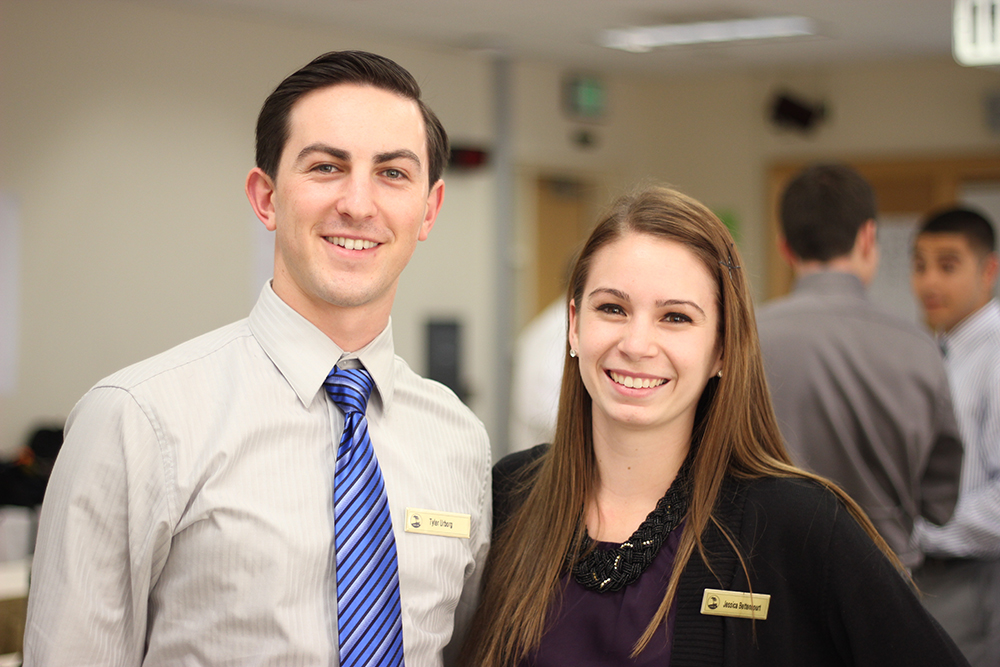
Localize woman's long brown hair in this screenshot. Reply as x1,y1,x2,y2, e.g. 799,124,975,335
460,186,902,666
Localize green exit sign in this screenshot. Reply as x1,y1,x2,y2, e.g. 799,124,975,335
564,75,606,121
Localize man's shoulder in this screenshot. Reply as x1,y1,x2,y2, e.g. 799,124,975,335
96,318,253,392
755,292,801,321
759,290,937,351
755,288,853,330
970,301,1000,346
390,355,488,435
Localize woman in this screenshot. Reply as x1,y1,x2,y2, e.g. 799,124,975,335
462,186,968,666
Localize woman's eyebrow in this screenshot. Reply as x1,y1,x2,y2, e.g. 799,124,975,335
656,298,705,317
587,287,629,301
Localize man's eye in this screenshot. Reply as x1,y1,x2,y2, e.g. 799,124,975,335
384,168,405,179
314,164,336,173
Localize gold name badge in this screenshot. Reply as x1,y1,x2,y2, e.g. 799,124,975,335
404,508,471,539
700,588,770,620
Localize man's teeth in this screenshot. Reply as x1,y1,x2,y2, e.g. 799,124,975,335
329,236,378,250
609,372,666,389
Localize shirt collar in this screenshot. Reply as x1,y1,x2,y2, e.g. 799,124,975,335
248,282,397,413
793,270,867,299
939,298,1000,354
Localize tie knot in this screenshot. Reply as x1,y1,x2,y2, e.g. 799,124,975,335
324,366,374,416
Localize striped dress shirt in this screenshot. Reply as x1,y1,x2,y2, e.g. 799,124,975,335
24,283,491,666
915,299,1000,559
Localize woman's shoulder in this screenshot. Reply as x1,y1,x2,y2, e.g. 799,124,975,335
494,444,549,485
738,475,835,507
731,475,876,557
492,444,549,533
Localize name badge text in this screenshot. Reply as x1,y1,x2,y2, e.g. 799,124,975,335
404,508,471,539
700,588,770,620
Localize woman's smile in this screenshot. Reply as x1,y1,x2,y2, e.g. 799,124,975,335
607,370,668,390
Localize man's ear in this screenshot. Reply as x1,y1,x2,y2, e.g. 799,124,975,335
982,251,999,290
246,167,278,231
856,219,877,255
418,179,445,242
777,235,798,267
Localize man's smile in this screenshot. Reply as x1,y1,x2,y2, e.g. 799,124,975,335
325,235,380,250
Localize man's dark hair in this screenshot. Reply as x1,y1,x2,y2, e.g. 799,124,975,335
254,50,449,187
779,163,877,262
917,206,996,257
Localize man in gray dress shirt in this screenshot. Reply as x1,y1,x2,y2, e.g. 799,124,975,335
756,163,963,570
25,51,491,666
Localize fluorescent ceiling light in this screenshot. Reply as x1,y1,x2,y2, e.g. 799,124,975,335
601,16,817,53
953,0,1000,66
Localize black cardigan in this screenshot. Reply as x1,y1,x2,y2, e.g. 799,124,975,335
493,445,969,667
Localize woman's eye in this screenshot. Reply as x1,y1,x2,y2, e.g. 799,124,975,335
597,304,625,316
665,313,691,323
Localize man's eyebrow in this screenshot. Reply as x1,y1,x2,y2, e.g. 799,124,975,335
374,149,422,168
295,143,349,164
926,246,964,259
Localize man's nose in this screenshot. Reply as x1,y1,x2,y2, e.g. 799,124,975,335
335,173,378,220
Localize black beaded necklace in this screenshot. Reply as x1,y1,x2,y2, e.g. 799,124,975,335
571,461,691,593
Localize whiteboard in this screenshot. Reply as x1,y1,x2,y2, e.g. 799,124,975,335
961,182,1000,300
869,213,921,324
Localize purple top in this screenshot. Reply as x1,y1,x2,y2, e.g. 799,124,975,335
522,523,684,667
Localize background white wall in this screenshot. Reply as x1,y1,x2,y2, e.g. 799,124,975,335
2,0,1000,458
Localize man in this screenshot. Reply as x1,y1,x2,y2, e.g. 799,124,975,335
24,51,491,666
911,206,1000,666
757,163,963,570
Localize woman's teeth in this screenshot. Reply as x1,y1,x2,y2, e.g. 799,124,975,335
609,371,666,389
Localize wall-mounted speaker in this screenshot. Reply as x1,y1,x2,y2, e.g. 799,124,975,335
770,91,826,132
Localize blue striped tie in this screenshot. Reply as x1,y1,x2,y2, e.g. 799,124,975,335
325,366,405,667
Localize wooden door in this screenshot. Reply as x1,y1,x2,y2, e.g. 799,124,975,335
534,176,594,316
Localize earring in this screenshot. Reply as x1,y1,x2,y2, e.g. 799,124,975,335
569,349,577,358
716,370,723,378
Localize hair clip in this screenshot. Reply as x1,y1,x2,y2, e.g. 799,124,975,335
719,244,741,280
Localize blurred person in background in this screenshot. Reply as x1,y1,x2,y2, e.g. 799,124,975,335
911,206,1000,667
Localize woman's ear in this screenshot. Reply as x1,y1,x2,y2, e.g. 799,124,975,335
568,299,579,353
